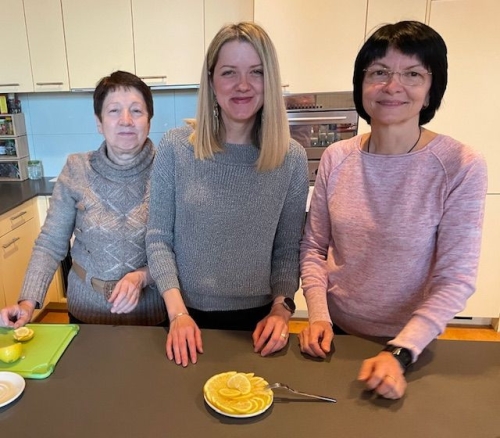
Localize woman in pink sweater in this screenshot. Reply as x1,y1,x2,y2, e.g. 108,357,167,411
299,21,487,399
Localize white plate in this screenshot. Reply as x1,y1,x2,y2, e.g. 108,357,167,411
204,394,272,418
0,372,25,408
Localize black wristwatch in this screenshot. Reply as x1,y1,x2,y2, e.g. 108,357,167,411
276,297,296,315
382,345,412,371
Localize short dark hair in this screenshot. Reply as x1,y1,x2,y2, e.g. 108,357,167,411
93,70,154,122
353,21,448,125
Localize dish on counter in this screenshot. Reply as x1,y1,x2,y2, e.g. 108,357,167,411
203,371,273,418
0,372,25,408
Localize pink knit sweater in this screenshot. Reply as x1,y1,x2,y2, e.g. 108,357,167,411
300,134,487,359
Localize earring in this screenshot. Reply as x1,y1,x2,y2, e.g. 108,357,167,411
213,100,220,133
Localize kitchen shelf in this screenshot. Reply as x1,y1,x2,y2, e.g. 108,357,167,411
0,114,27,137
0,157,29,181
0,136,29,161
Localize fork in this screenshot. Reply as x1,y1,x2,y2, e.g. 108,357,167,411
265,382,337,403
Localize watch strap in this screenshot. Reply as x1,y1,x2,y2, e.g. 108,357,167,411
382,345,412,370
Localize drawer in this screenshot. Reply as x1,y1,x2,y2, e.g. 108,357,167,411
0,199,36,237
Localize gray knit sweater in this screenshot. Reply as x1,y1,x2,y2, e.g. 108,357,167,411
146,126,309,311
20,140,167,325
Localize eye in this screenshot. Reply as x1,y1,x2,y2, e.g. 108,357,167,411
403,71,424,79
251,69,264,76
221,70,235,77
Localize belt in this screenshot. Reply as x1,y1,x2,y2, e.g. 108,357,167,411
72,262,118,299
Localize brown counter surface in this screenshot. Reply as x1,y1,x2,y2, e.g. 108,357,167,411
0,177,56,216
1,325,499,438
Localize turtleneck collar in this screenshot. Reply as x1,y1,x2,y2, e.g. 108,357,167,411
90,139,155,180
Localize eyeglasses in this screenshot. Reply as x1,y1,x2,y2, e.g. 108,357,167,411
363,68,432,86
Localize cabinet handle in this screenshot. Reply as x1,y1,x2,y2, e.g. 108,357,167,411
36,82,64,86
0,83,20,87
10,211,27,220
2,237,20,249
140,75,167,80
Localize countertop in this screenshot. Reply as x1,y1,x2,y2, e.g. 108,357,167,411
1,325,499,438
0,177,56,216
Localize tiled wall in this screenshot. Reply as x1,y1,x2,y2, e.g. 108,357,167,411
19,89,198,177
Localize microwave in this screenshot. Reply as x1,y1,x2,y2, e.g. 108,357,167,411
285,91,358,182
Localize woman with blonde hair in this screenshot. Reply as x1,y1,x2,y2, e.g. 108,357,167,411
147,22,308,367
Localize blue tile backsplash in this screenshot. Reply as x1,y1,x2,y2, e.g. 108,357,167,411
19,89,198,177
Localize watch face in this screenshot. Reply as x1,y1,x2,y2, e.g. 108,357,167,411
283,297,296,313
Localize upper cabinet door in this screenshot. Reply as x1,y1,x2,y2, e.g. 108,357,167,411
204,0,254,50
24,0,70,92
132,0,204,87
428,0,500,193
365,0,429,36
0,0,33,92
254,0,367,93
62,0,135,90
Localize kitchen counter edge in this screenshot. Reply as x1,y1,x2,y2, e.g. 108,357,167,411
0,178,56,216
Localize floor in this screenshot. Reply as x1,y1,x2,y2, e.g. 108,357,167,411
36,309,500,341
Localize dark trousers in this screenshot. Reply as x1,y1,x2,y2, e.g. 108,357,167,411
186,303,273,331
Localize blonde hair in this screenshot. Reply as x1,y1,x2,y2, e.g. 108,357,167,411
190,22,290,171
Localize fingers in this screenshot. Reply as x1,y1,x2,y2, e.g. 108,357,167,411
166,316,203,367
253,316,289,357
357,355,407,399
109,281,140,314
298,321,333,358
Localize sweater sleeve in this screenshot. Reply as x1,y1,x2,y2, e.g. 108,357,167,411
146,131,180,295
391,153,488,359
270,143,309,299
300,149,335,324
19,155,81,307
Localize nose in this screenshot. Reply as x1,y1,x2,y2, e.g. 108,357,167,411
237,74,250,91
382,72,403,90
119,110,133,125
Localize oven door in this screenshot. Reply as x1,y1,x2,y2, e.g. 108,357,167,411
287,110,358,182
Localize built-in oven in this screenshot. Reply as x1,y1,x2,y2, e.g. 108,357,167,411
285,91,358,182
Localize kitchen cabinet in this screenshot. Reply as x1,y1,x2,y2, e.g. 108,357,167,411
457,194,500,320
0,0,33,92
204,0,254,49
0,199,38,307
24,0,70,92
428,0,500,193
62,0,135,90
365,0,428,35
131,0,204,87
254,0,367,93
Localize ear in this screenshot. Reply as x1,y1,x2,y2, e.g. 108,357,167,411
95,115,103,134
423,94,430,109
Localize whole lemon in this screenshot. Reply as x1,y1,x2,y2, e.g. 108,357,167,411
0,342,23,363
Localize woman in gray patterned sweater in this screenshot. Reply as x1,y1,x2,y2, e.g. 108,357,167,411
0,71,167,327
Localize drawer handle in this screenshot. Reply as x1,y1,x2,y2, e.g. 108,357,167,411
140,75,167,80
2,237,20,249
36,82,64,86
0,83,20,87
10,211,27,220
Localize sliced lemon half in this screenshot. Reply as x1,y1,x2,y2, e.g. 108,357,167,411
0,342,23,363
13,327,35,342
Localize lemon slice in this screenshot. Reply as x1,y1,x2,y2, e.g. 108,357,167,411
13,327,35,342
204,371,273,416
227,373,251,395
0,343,23,363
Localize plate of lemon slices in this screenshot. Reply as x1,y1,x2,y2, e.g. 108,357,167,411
203,371,273,418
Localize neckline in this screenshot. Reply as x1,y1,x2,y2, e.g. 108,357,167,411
367,127,422,155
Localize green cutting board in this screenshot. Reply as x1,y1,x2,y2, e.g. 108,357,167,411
0,324,79,379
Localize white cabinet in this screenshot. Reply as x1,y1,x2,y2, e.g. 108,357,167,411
0,0,33,92
457,195,500,319
24,0,70,92
428,0,500,193
254,0,367,93
132,0,204,87
62,0,135,90
204,0,254,49
365,0,428,35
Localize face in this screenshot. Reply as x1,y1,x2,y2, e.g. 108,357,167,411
211,40,264,134
96,87,150,163
362,48,431,127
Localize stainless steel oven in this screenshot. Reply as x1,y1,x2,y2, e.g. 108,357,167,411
285,91,358,182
